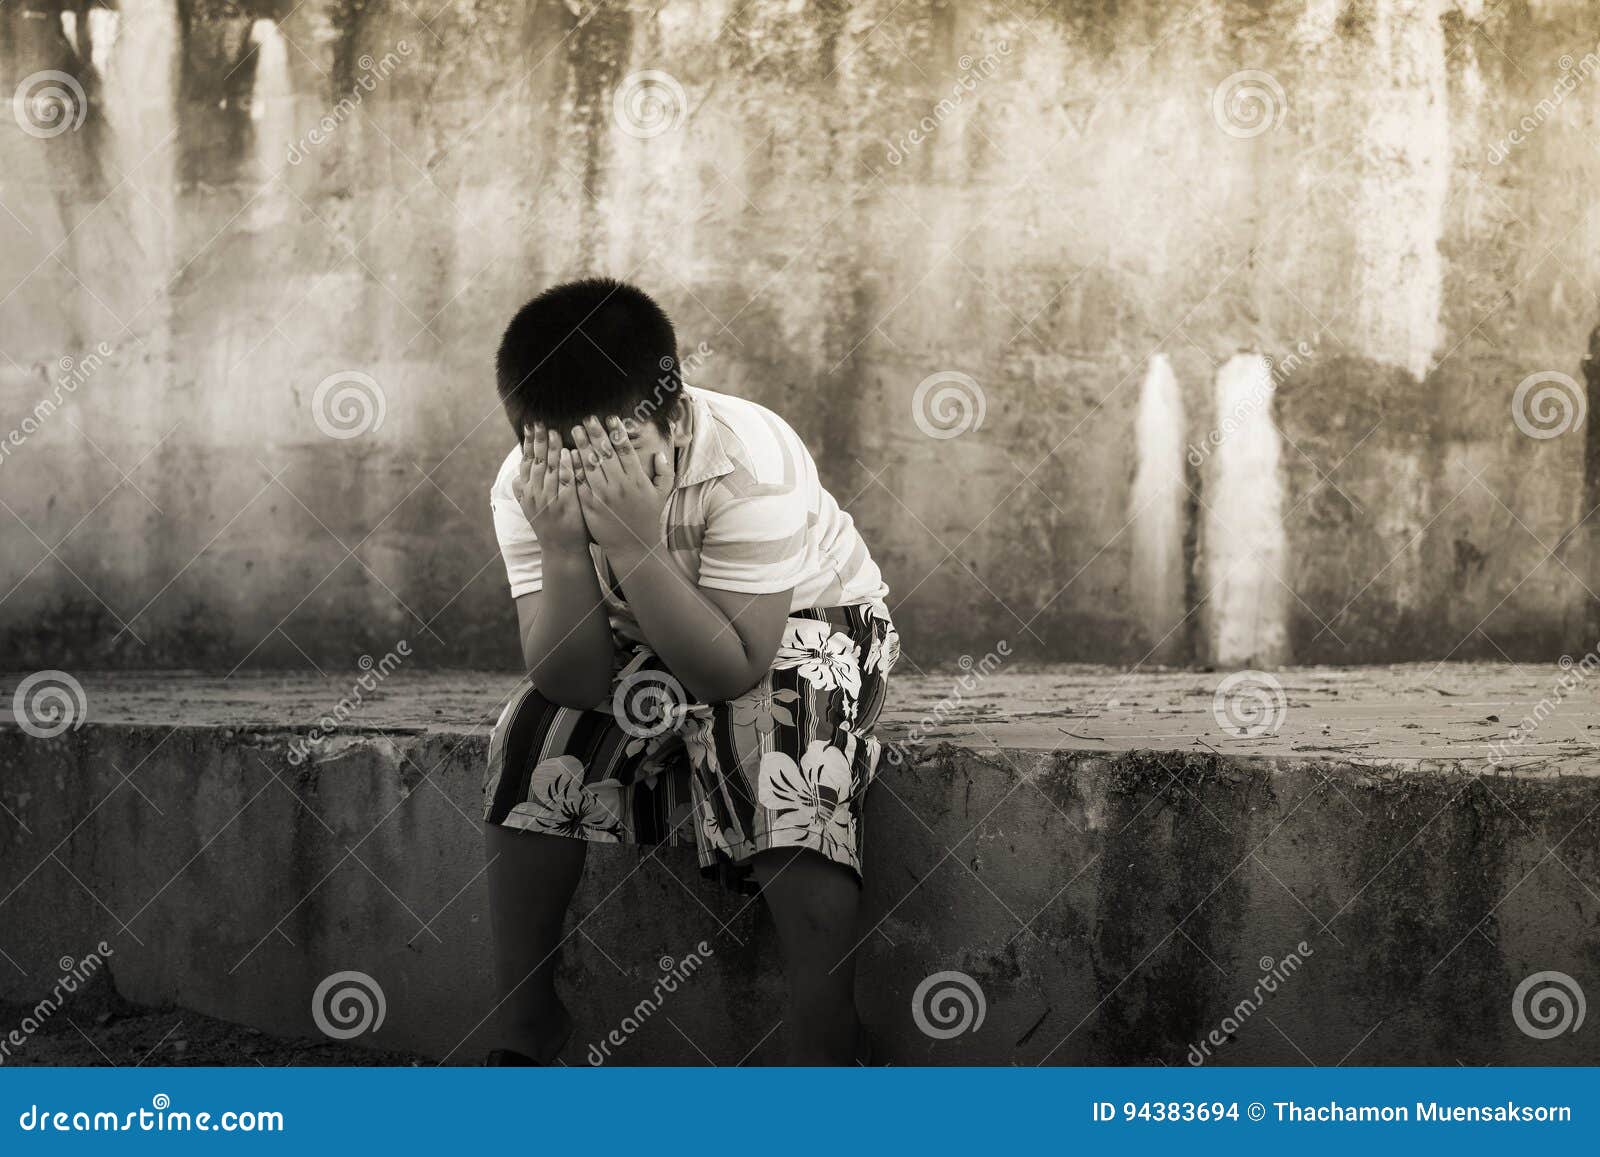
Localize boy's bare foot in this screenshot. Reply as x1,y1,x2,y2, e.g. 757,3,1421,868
497,1001,574,1066
485,1048,539,1066
855,1021,877,1066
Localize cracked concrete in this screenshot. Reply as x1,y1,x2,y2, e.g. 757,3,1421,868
37,662,1600,772
1,665,1597,1065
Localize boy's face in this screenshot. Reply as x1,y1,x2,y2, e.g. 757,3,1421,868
610,413,674,460
546,399,681,461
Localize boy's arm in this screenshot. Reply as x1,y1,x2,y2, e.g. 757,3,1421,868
515,555,614,710
572,416,791,703
607,551,791,703
513,424,615,709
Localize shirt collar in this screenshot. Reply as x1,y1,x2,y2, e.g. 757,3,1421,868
673,386,735,489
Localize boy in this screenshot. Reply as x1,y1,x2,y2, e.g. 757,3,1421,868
483,278,898,1065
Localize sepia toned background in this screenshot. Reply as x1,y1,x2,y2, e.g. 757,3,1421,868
3,0,1599,672
4,0,1600,1071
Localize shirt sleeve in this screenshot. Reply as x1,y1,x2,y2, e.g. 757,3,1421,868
490,452,543,598
696,471,809,595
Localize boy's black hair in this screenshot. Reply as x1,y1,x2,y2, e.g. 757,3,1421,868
496,277,681,438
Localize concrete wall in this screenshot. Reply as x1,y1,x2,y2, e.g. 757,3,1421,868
3,0,1600,669
3,718,1598,1064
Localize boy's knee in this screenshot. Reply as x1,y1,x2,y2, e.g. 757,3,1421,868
754,849,859,933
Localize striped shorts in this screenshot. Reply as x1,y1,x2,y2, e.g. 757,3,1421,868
483,602,899,891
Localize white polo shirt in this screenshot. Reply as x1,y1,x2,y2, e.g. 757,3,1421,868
490,386,888,630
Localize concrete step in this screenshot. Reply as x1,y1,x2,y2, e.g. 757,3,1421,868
1,666,1596,1065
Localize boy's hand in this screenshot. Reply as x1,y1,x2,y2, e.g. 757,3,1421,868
572,415,674,559
513,422,590,554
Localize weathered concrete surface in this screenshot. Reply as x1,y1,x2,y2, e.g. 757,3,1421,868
4,2,1600,668
2,666,1598,1065
25,661,1600,770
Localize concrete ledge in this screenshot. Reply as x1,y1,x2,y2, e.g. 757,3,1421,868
1,667,1597,1065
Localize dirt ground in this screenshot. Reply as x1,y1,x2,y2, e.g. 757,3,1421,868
0,973,428,1067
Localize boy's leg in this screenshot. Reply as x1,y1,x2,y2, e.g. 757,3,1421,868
751,846,864,1064
484,824,586,1062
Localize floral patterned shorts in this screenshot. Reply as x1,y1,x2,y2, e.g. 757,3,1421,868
483,602,898,892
